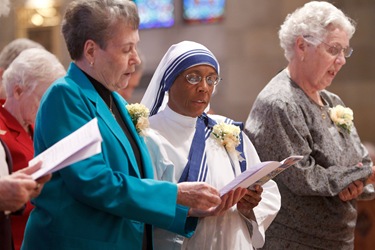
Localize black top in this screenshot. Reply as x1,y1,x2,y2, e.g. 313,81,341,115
82,72,151,250
0,139,14,250
83,72,144,178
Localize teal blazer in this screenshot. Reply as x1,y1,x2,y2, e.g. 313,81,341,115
22,63,196,250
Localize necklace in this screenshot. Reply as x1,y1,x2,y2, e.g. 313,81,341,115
109,94,116,119
320,106,327,119
109,94,113,114
318,93,329,120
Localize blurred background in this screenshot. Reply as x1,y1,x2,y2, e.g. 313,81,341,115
1,0,374,141
1,0,375,249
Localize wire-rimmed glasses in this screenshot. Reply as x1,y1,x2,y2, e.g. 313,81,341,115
303,35,353,58
185,73,222,86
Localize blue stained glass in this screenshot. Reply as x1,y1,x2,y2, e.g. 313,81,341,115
133,0,174,29
183,0,226,24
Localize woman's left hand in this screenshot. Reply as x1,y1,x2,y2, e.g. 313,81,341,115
339,180,364,201
237,185,263,217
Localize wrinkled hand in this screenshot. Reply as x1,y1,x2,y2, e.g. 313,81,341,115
18,161,52,199
188,187,247,217
0,173,38,212
0,161,51,212
177,182,221,210
339,180,364,202
237,185,263,218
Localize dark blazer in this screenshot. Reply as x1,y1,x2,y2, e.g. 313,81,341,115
0,138,14,250
22,63,196,250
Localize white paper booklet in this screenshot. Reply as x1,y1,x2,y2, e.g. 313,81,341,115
220,155,303,196
30,118,103,179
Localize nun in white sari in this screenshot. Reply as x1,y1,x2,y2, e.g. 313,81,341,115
141,41,281,250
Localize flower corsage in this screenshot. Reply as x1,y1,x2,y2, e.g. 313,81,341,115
329,105,354,133
211,122,241,153
126,103,149,135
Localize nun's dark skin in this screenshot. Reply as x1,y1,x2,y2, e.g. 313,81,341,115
168,64,263,217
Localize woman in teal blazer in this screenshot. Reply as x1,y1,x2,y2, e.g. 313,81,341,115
22,1,221,249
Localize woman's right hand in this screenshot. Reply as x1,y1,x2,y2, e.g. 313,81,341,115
177,182,221,210
187,187,247,217
0,173,38,212
339,180,364,202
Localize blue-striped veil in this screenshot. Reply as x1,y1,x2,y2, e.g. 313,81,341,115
141,41,219,116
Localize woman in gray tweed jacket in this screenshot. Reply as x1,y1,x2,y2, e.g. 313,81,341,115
245,1,375,249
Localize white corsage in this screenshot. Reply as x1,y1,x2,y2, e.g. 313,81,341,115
126,103,150,136
211,122,241,153
329,105,354,133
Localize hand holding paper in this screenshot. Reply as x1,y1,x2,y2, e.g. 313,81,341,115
220,155,303,196
188,187,248,218
29,118,103,180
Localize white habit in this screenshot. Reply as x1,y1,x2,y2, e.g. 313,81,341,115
144,106,281,250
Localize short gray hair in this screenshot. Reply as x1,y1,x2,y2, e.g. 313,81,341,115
0,38,44,70
279,1,356,61
62,0,140,60
2,48,66,97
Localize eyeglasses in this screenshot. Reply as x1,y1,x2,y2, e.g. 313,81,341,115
185,73,222,86
320,41,353,58
303,35,353,58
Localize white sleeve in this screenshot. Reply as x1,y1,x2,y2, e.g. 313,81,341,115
251,180,281,248
143,129,175,182
0,141,9,177
242,132,281,248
